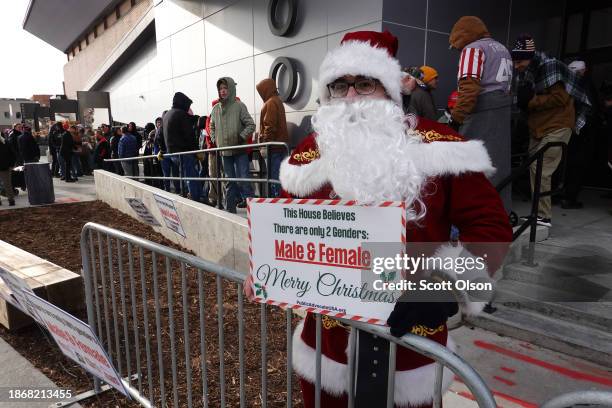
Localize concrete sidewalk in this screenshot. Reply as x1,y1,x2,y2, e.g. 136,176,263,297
0,336,82,408
1,175,96,210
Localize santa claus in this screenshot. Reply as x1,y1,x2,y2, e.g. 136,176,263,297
246,30,512,407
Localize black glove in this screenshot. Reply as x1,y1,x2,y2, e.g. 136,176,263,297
448,118,461,132
387,298,458,338
516,83,535,111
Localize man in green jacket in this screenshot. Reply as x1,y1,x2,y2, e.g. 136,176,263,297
210,77,256,213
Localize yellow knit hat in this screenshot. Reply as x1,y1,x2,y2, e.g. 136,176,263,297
420,65,438,84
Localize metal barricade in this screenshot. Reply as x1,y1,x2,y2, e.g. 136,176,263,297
80,222,496,407
540,391,612,408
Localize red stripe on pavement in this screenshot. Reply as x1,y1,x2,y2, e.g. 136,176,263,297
493,375,516,386
493,390,537,408
457,391,475,401
500,367,516,374
475,340,612,386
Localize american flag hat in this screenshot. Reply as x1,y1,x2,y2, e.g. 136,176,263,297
511,34,536,60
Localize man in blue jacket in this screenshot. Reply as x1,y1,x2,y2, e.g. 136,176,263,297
118,125,139,177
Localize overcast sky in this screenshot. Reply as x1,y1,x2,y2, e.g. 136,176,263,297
0,0,66,99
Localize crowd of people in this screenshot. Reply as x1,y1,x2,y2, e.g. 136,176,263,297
398,18,610,228
1,15,611,224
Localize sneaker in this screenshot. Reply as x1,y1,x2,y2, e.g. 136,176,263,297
536,217,552,227
519,215,552,227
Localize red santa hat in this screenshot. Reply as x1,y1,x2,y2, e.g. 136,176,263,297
318,30,403,106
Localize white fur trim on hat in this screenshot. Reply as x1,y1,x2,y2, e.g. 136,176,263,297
291,319,456,406
319,41,403,106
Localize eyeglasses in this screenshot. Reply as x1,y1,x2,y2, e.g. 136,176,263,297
327,77,380,98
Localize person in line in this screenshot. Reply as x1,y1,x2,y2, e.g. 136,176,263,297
92,129,111,170
8,123,23,166
109,127,124,176
60,125,77,182
0,130,16,206
48,122,63,177
155,114,181,193
141,122,157,187
18,124,40,163
438,91,459,124
209,77,256,213
205,102,223,207
118,125,139,177
513,34,591,227
408,65,439,120
163,92,202,202
72,127,84,178
560,60,599,209
256,77,289,197
448,16,513,213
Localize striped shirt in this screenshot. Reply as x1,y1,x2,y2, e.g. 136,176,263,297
457,37,512,94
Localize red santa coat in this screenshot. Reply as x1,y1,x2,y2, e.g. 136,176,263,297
280,117,512,407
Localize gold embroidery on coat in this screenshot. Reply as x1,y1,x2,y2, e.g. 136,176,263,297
419,130,463,143
292,148,320,163
410,324,445,337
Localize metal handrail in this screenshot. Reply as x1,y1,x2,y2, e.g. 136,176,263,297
540,390,612,408
495,141,568,264
105,141,290,208
104,141,290,162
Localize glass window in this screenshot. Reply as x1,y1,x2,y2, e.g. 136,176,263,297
3,112,9,118
15,112,21,119
587,7,612,49
565,13,582,54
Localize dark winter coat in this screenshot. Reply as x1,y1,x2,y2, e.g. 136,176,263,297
408,85,438,121
110,134,121,159
18,131,40,163
59,131,74,157
0,136,16,171
163,92,197,153
8,130,22,165
93,138,111,169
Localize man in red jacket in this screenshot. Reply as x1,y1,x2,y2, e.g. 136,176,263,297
247,30,511,407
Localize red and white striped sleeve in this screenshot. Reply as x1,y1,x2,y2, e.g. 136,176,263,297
457,47,484,80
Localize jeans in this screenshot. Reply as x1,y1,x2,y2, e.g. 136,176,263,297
61,153,75,181
222,153,253,213
72,154,82,177
161,156,181,193
171,154,202,202
121,161,139,177
268,151,286,197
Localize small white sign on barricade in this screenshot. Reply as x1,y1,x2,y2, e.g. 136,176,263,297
23,291,130,397
125,198,161,226
0,266,44,323
248,198,405,324
153,194,186,237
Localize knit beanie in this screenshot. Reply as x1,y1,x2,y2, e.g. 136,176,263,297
511,34,536,60
420,66,438,84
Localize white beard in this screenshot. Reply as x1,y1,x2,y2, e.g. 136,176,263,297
313,98,426,221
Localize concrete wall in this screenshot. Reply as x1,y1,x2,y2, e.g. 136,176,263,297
102,0,382,146
94,170,250,273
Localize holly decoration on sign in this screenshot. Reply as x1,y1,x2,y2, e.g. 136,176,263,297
254,282,268,299
380,271,397,283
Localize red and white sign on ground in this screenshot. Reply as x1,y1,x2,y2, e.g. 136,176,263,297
248,198,405,324
23,292,130,397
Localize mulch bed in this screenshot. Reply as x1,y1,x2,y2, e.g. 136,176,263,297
0,201,303,407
